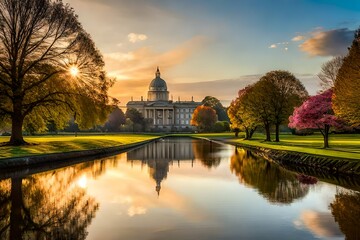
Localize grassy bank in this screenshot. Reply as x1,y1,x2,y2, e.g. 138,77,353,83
190,132,360,160
0,134,160,159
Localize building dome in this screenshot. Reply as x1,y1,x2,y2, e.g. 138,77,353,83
149,67,167,91
148,67,169,101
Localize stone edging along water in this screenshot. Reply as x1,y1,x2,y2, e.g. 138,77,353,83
195,137,360,176
235,143,360,176
0,138,160,170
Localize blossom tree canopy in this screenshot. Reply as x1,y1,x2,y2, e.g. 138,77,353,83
288,89,343,148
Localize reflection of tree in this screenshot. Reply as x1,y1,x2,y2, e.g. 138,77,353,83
0,157,118,239
192,140,221,169
230,148,309,204
330,190,360,240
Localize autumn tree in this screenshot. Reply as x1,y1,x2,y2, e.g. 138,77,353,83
330,190,360,240
289,89,343,148
230,148,309,204
318,56,343,92
245,82,273,141
228,85,260,139
0,0,112,145
333,30,360,127
253,71,308,142
191,105,217,132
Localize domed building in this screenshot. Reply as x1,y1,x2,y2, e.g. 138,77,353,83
126,67,201,131
148,67,169,101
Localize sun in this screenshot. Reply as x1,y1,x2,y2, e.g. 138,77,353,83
69,65,79,77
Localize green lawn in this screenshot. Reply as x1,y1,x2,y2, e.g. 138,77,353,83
0,134,160,159
190,132,360,160
2,132,360,160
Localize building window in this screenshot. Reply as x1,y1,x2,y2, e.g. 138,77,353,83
185,120,189,125
176,120,179,124
185,109,189,112
180,114,184,119
181,120,184,124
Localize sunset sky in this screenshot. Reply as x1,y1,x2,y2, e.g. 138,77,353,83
65,0,360,106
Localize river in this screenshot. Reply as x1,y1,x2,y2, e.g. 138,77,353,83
0,137,359,239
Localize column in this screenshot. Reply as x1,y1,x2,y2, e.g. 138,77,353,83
162,109,165,126
153,109,156,125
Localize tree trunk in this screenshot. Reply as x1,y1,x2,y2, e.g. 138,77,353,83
323,125,330,148
264,123,271,141
245,128,250,140
10,178,23,240
249,127,257,139
9,113,26,146
275,123,280,142
235,131,239,137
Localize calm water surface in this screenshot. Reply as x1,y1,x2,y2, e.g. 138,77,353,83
0,138,359,240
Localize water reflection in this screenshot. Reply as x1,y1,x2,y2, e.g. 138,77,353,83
127,138,224,195
0,138,357,239
230,148,310,204
330,190,360,240
0,159,118,239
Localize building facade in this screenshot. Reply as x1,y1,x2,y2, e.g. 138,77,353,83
126,67,201,131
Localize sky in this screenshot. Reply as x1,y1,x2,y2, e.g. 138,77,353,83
64,0,360,106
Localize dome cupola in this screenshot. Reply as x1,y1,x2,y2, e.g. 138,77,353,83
147,67,169,101
149,67,167,91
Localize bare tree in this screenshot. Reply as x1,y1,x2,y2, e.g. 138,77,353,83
318,56,343,92
0,0,112,145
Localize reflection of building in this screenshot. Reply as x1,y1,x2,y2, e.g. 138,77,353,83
126,67,201,131
127,138,195,195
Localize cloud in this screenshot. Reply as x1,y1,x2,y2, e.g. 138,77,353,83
109,72,320,107
269,42,289,50
269,44,277,49
300,28,354,56
294,210,343,238
292,35,305,41
105,36,208,104
128,33,148,43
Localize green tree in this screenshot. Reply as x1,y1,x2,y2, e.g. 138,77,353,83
333,30,360,127
252,71,308,142
191,105,217,132
104,106,126,132
125,108,145,132
0,0,112,145
213,121,230,132
202,96,229,121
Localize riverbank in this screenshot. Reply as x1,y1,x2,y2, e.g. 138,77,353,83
0,134,160,159
191,133,360,175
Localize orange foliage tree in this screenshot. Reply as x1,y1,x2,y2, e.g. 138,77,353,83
333,30,360,127
191,106,217,132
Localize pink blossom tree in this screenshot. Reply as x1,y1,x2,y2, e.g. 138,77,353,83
288,89,343,148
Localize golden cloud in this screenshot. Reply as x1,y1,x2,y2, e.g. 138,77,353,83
292,35,305,42
294,210,342,238
105,36,208,104
300,28,354,57
128,33,148,43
